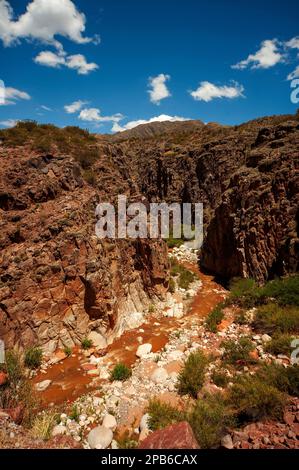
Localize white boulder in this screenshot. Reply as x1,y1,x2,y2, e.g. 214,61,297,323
102,414,117,431
87,426,113,449
150,367,169,384
88,331,107,349
136,343,152,358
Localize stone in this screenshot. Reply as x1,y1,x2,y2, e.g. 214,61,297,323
261,334,272,343
139,422,199,449
221,434,234,449
88,331,107,350
136,343,152,358
102,414,117,431
35,379,52,391
150,367,169,384
87,426,113,449
140,413,150,431
52,425,66,437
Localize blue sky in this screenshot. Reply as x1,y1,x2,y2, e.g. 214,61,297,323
0,0,298,133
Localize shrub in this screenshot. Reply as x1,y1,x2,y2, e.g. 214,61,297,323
205,305,224,333
0,350,39,427
229,278,261,307
229,375,285,421
69,404,80,422
176,350,209,398
24,347,43,369
253,303,299,334
170,259,196,290
261,275,299,306
221,337,257,367
256,363,299,396
110,363,132,382
64,346,72,357
168,278,176,293
147,399,185,431
31,411,58,440
265,333,295,356
211,368,230,388
188,393,235,449
75,148,99,169
81,338,93,350
115,430,138,449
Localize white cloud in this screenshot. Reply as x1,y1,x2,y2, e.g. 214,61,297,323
287,65,299,80
0,86,31,106
34,50,66,68
64,100,88,114
40,105,52,111
112,114,190,133
34,50,98,75
232,39,283,70
78,107,123,123
148,74,171,104
0,119,18,127
285,36,299,50
0,0,98,49
66,54,98,75
190,81,244,102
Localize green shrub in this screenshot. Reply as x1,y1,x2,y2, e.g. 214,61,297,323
170,259,196,290
0,350,39,427
24,347,43,369
81,338,93,350
211,368,230,388
253,303,299,334
229,375,285,421
147,399,185,431
261,275,299,306
205,305,225,333
110,363,132,382
229,278,261,307
83,169,97,186
177,350,209,398
69,404,80,422
64,346,72,357
221,337,256,367
116,430,138,449
188,393,235,448
265,333,295,355
256,363,299,396
168,277,176,293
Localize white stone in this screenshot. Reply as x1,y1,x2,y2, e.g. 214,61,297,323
88,331,107,349
87,426,113,449
150,367,169,384
140,413,150,431
261,334,272,343
221,434,234,449
35,379,52,392
136,343,152,358
52,425,66,437
102,414,117,431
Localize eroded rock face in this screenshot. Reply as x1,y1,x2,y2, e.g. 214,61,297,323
0,147,169,351
201,121,299,282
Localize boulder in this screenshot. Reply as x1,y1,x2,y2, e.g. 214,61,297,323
150,367,169,384
87,426,113,449
88,332,107,350
136,343,152,358
139,421,199,449
102,414,117,431
35,379,52,392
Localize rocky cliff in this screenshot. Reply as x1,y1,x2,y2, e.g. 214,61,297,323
0,112,298,351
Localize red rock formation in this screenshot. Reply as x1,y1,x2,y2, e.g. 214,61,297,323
139,421,199,449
